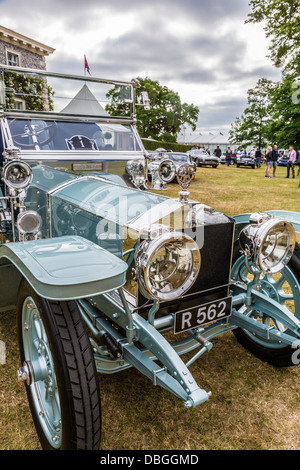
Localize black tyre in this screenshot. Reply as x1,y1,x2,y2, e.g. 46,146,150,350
231,242,300,367
17,280,101,450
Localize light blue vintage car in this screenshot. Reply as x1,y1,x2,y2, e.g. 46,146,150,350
0,66,299,450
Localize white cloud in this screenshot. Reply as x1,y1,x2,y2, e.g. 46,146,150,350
0,0,282,130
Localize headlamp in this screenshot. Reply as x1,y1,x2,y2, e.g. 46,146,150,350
17,210,41,235
158,159,176,183
135,229,201,301
2,160,32,190
239,212,296,274
125,159,146,188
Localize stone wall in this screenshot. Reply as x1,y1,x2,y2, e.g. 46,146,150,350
0,39,46,70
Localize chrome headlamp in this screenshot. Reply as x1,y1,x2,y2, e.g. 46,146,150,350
158,159,176,183
135,228,201,301
125,159,146,189
2,160,33,190
17,210,41,236
239,212,296,274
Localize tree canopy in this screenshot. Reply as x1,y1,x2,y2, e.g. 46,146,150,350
106,77,199,143
230,0,300,150
247,0,300,72
229,78,273,149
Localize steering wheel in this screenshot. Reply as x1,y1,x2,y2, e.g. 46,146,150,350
9,119,58,149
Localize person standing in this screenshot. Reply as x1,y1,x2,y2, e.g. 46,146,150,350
214,145,222,158
286,145,297,178
225,147,232,166
264,146,273,178
270,144,279,177
255,148,262,168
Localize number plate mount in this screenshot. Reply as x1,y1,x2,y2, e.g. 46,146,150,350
174,297,232,334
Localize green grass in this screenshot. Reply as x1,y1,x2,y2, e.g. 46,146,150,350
0,163,299,450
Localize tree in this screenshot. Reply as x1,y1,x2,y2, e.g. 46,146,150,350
267,74,300,148
229,78,273,149
247,0,300,72
106,77,199,142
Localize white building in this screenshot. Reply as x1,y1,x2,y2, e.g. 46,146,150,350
177,127,232,154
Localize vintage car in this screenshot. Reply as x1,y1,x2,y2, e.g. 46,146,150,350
278,155,289,166
0,65,300,451
236,153,256,168
188,149,219,168
144,150,196,185
220,152,237,165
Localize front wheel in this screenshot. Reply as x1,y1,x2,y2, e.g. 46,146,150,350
231,242,300,367
17,280,101,450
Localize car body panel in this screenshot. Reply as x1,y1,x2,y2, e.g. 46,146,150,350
188,150,219,167
236,155,255,167
0,235,128,301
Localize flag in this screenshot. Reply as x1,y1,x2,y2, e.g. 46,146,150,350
84,55,91,75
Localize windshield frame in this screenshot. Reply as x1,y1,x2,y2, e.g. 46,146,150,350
0,65,136,120
0,65,146,160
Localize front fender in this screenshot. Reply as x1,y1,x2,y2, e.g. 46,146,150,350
233,210,300,242
0,235,128,301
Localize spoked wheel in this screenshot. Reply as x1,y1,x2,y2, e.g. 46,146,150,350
231,242,300,367
17,280,101,450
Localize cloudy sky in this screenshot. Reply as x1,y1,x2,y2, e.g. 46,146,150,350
0,0,282,133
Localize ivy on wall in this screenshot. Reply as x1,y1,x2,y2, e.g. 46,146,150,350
3,72,54,111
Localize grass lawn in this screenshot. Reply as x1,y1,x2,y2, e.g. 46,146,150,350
0,163,299,450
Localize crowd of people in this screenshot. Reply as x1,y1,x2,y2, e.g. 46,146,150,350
216,145,299,179
190,144,300,179
263,145,298,179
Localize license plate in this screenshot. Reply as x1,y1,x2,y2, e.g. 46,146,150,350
174,297,232,334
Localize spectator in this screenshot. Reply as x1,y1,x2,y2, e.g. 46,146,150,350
265,146,273,178
255,148,262,168
270,144,279,177
286,145,297,179
225,147,232,166
214,145,222,158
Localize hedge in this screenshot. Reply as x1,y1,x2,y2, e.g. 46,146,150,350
142,138,192,153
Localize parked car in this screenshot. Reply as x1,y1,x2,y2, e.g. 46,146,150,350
220,153,236,165
188,149,219,168
146,150,196,185
0,65,300,451
278,155,289,166
236,154,256,168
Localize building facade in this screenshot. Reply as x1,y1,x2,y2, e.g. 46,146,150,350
177,127,231,154
0,25,54,70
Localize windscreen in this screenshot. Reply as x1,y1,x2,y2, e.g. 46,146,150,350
7,118,141,152
1,69,133,118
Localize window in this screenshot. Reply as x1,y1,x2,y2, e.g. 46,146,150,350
13,99,25,110
6,51,20,67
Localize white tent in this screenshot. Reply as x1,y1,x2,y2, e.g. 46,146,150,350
61,84,110,116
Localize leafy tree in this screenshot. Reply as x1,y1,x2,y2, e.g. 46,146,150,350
229,78,273,149
267,74,300,148
106,77,199,142
247,0,300,72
